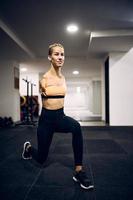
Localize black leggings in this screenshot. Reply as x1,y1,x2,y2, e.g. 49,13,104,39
31,107,83,166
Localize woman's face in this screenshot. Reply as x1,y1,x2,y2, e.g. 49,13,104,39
49,46,65,68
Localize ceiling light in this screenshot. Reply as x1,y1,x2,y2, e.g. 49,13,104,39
20,67,27,72
73,70,79,75
66,24,78,33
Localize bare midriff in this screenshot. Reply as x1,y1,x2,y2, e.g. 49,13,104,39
42,98,65,110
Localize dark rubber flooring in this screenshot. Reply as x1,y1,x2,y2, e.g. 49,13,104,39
0,125,133,200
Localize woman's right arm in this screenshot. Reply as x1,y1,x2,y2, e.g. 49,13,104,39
39,76,47,96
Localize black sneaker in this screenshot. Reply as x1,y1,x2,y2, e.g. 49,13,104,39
22,141,32,160
73,170,94,190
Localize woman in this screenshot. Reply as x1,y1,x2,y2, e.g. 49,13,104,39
22,43,94,190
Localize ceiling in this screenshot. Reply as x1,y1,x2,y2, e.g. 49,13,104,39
0,0,133,75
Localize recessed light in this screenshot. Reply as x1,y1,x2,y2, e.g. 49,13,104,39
73,70,79,75
66,24,78,33
20,67,27,72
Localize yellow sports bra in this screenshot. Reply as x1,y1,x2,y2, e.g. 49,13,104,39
40,75,66,99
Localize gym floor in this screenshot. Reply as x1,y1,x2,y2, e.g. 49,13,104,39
0,124,133,200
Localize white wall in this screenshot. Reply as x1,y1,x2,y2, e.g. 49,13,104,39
64,57,102,120
109,49,133,125
0,61,20,122
92,80,102,114
64,80,92,120
101,63,105,121
64,78,102,121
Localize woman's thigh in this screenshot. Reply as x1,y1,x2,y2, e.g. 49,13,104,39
55,115,81,133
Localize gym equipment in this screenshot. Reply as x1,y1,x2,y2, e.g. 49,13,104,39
30,82,36,122
17,78,37,126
